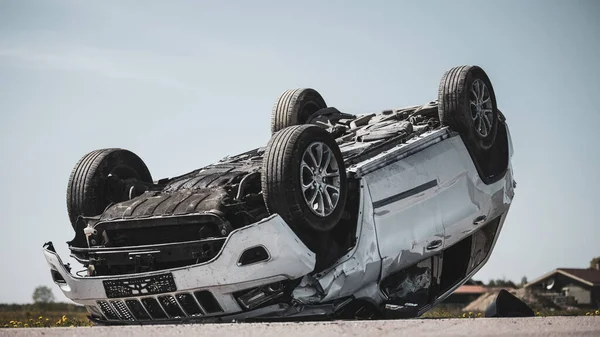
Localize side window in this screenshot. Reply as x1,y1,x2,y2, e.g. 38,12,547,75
380,258,433,310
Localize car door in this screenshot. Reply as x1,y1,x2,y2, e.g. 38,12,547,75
428,136,486,248
363,143,445,279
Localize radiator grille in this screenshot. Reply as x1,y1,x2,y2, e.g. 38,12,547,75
176,293,203,316
110,300,135,321
125,300,151,320
97,301,119,320
97,290,222,321
194,290,223,313
158,295,184,318
141,297,168,319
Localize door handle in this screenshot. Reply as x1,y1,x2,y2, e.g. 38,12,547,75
473,215,487,226
426,240,442,251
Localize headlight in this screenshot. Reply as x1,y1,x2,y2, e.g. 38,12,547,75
235,281,285,310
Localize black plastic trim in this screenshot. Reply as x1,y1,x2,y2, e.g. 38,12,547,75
372,179,438,209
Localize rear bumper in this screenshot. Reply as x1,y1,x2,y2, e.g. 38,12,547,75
43,214,316,322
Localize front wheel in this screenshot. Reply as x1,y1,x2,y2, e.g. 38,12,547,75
261,125,347,233
66,148,153,230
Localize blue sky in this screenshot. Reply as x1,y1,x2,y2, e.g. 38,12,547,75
0,0,598,303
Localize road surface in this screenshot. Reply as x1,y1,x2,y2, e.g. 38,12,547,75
1,317,599,337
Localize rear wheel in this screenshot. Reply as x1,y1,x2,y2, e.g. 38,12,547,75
262,125,347,236
271,88,327,134
66,148,153,230
438,65,499,150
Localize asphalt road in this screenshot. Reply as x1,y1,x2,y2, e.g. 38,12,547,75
2,317,599,337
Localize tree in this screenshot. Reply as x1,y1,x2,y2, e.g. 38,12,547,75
590,257,600,269
487,278,517,288
520,276,528,287
32,286,55,304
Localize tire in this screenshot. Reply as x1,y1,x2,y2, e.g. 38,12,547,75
271,88,327,134
262,125,347,234
66,148,153,230
438,65,499,150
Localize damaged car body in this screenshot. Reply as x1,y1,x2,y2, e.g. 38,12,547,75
43,65,516,324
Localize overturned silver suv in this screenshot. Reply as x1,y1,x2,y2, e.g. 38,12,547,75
43,65,515,324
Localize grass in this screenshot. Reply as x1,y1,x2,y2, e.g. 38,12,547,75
0,303,90,328
1,314,91,328
0,305,598,328
421,306,600,319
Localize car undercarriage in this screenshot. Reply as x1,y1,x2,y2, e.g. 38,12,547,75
67,100,449,277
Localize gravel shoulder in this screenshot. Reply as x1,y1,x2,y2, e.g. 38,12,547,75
2,317,599,337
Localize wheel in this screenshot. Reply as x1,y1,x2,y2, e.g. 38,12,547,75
438,65,499,150
271,88,327,134
66,148,153,230
262,125,347,233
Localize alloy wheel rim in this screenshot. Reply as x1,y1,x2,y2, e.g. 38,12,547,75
469,79,494,137
300,141,341,217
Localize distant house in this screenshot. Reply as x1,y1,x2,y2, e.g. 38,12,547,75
523,265,600,308
442,280,488,307
444,285,487,306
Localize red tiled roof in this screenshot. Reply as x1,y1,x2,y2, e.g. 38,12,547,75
557,268,600,286
454,285,488,294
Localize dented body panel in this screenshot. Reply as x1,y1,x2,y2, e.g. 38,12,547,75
300,182,383,305
43,101,515,323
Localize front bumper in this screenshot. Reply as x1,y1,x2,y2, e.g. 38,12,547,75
43,214,316,323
